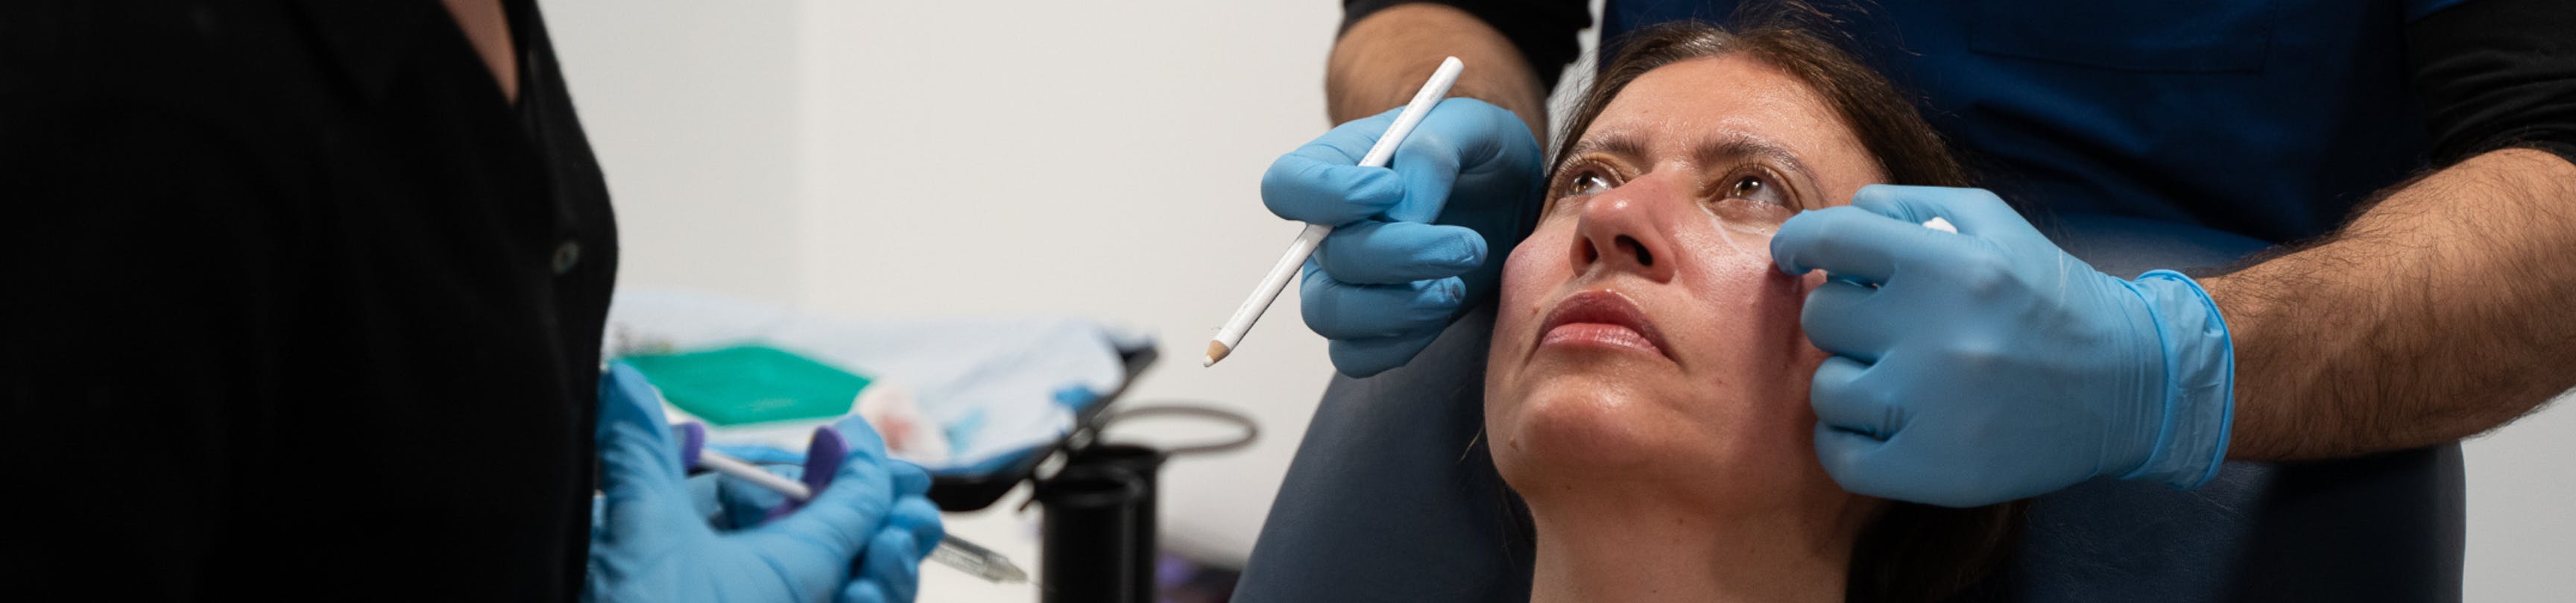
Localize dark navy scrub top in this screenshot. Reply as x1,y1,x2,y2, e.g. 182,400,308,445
1348,0,2575,245
1604,0,2464,243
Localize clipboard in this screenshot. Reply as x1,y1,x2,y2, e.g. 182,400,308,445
926,345,1159,511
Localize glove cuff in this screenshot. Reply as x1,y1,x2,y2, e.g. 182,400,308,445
2121,270,2236,490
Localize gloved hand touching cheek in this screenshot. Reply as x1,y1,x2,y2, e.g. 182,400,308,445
1770,185,2235,508
1261,98,1544,376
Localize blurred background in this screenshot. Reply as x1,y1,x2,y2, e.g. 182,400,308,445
538,1,2570,600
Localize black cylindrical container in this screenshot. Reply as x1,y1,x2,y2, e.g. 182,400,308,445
1037,467,1146,603
1067,444,1167,603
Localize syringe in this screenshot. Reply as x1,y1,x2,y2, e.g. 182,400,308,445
695,446,1029,584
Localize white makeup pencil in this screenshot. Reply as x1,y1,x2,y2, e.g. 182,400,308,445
1205,57,1466,367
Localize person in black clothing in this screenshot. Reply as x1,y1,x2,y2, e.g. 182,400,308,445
1,1,935,600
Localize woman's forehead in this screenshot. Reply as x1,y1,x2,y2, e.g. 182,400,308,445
1583,55,1876,180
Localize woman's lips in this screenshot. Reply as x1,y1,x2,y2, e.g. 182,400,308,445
1536,289,1672,359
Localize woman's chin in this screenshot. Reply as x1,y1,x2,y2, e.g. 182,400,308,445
1490,373,1705,488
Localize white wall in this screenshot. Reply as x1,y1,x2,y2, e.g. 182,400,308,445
2463,394,2576,599
543,0,2572,599
787,0,1343,565
549,1,806,302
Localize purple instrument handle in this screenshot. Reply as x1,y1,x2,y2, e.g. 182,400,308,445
675,422,707,470
767,426,848,521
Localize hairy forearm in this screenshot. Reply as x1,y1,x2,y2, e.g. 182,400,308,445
2211,148,2576,460
1328,3,1551,139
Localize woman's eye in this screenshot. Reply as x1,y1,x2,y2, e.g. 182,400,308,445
1723,174,1789,206
1565,172,1614,198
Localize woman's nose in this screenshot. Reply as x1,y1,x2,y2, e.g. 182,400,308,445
1568,177,1679,282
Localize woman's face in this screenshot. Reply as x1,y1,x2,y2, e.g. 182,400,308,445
1486,55,1885,510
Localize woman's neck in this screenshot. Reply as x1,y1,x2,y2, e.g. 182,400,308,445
1527,493,1869,603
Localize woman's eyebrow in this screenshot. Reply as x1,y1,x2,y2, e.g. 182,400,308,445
1692,133,1816,182
1564,133,1651,163
1565,131,1816,181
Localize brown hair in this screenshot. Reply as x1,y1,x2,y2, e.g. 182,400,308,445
1550,18,2018,603
1553,20,1971,190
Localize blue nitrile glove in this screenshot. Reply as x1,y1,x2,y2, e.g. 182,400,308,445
686,459,947,603
589,362,938,603
1770,185,2235,508
1262,98,1544,376
840,462,944,603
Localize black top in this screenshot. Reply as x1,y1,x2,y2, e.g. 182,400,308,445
4,1,614,600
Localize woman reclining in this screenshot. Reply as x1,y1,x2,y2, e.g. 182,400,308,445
1483,19,2022,603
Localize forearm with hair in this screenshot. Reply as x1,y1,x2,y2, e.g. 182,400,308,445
1329,3,1551,139
2211,148,2576,460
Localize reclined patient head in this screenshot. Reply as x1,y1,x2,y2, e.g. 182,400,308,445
1482,19,2012,602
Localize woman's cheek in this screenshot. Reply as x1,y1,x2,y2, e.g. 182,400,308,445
1488,224,1573,389
1499,226,1576,328
1696,245,1828,381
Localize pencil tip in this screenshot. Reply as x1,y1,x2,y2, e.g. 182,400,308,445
1204,341,1231,367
